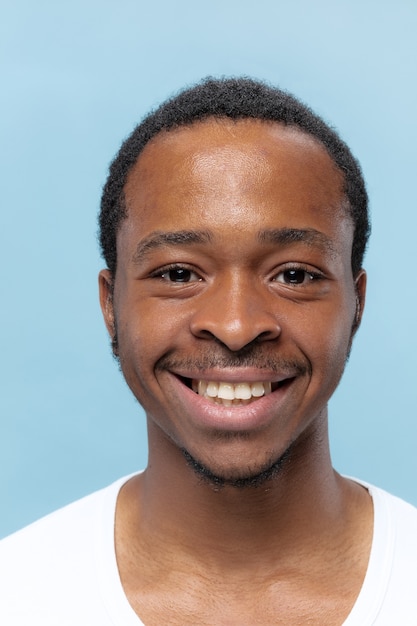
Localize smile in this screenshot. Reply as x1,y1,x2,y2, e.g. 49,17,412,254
169,372,298,431
190,379,279,406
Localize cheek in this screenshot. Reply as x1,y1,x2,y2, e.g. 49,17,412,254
115,297,184,381
302,302,355,382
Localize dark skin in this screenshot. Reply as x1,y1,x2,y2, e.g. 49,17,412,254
99,118,372,625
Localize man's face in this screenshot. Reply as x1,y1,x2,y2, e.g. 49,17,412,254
100,118,365,483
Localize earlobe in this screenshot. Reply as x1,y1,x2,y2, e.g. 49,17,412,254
98,269,116,338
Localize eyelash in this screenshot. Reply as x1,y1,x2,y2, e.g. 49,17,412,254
149,264,202,283
149,263,324,286
273,266,324,286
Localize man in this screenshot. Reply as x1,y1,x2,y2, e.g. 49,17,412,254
1,77,416,624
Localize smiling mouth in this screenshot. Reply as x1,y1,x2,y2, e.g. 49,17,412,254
181,379,287,406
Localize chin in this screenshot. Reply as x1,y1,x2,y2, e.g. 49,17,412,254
181,446,292,490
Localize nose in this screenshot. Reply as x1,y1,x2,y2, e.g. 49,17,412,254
189,276,281,352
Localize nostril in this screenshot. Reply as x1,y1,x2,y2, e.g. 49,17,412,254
257,329,280,341
189,299,282,352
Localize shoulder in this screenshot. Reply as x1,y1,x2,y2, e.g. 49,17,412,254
366,481,417,534
343,480,417,625
374,485,417,621
0,474,133,625
355,479,417,562
359,481,417,623
0,479,112,556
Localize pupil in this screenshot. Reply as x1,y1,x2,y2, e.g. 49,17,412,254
170,268,190,282
286,269,305,284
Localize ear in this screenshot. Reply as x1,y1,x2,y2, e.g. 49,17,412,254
98,269,116,339
353,269,367,332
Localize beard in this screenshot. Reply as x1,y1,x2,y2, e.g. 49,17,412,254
181,445,292,490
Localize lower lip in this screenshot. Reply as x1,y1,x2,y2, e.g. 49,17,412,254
167,375,296,432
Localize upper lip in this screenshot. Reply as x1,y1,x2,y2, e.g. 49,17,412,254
171,368,296,384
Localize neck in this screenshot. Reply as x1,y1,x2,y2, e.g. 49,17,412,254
114,415,373,626
116,414,357,570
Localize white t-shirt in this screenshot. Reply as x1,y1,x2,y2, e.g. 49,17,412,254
0,475,416,625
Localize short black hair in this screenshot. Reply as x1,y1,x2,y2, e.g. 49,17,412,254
99,77,370,276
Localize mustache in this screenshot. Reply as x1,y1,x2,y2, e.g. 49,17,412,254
156,349,310,377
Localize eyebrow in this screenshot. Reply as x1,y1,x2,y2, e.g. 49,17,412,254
258,228,338,256
132,230,212,263
131,226,337,264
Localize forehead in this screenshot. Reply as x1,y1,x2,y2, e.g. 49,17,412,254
121,118,351,256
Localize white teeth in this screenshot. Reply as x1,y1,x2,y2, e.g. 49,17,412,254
192,379,274,404
251,382,265,397
217,382,235,400
206,381,219,398
234,382,252,400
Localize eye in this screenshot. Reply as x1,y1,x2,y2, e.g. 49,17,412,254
274,268,322,285
155,265,202,283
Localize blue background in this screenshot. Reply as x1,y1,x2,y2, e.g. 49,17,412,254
1,0,416,538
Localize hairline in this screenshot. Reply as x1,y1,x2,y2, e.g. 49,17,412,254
119,115,355,268
99,77,370,279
